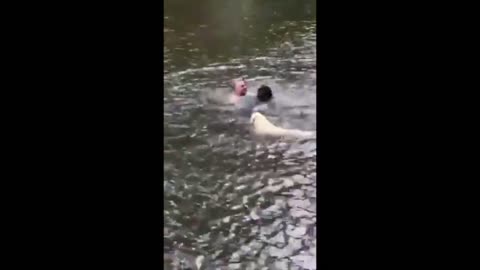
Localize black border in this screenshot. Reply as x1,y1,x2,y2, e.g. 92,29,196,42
4,0,466,269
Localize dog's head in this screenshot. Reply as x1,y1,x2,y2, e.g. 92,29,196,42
250,112,263,125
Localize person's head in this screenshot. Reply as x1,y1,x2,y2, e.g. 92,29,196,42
232,78,247,96
257,85,273,102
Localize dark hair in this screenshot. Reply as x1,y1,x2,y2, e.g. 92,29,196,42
257,85,273,102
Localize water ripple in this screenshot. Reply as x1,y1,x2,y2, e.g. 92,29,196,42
165,20,316,270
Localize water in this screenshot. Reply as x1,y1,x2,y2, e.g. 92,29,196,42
164,1,316,269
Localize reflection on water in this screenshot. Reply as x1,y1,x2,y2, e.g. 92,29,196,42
164,0,316,269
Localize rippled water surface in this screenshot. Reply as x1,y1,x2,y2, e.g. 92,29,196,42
164,1,317,269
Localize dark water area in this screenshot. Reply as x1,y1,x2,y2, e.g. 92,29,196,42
164,0,316,74
164,0,317,269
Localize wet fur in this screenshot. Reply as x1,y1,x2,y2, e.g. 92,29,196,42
250,112,315,139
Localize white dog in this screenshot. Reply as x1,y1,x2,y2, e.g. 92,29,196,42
250,112,315,139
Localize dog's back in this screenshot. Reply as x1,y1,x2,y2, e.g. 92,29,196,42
250,112,315,139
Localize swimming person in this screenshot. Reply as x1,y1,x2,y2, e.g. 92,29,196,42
205,77,276,117
233,82,276,117
229,77,248,104
203,77,248,105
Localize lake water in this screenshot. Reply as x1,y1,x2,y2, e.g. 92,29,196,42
164,1,317,269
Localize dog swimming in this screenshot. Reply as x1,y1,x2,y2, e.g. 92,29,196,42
250,112,315,140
